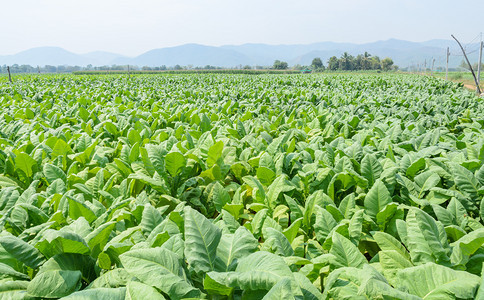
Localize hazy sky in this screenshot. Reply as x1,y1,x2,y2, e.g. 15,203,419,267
2,0,482,56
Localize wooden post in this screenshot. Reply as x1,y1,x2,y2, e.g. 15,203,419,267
446,47,449,80
7,66,12,83
478,41,483,92
451,34,481,94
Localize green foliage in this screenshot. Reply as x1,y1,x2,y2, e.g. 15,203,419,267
273,60,289,70
326,51,395,71
311,57,324,71
0,73,482,299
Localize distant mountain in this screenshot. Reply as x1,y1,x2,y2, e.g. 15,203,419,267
81,51,127,66
287,39,480,70
113,44,250,67
0,47,125,66
0,39,480,69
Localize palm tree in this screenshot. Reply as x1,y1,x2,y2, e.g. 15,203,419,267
362,52,371,70
339,52,353,70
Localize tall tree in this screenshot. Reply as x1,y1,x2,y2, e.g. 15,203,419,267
273,60,288,70
381,58,394,71
311,57,323,70
339,52,354,70
354,55,364,71
370,56,381,70
327,56,339,71
362,52,371,70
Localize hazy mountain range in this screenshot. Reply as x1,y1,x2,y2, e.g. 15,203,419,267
0,39,481,69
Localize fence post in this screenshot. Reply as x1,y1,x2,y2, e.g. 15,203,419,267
7,66,12,83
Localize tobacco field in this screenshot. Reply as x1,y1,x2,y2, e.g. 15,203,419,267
1,73,484,299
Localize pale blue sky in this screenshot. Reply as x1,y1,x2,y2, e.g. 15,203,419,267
2,0,483,56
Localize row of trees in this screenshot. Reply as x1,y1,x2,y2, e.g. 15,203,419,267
0,64,83,74
273,52,396,71
327,52,395,71
274,59,320,71
1,64,278,74
2,53,397,74
0,64,147,74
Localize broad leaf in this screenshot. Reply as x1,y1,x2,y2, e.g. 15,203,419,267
27,270,81,298
364,179,392,218
395,262,480,299
329,232,367,268
184,206,221,273
120,247,201,299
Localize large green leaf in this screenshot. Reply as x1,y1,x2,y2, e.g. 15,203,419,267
27,270,82,298
414,171,440,198
323,265,419,300
257,166,276,186
293,272,323,300
314,208,337,243
40,253,96,283
36,230,91,258
0,235,45,269
261,278,296,299
14,153,37,179
87,268,132,289
379,250,413,285
450,163,480,199
262,227,294,257
207,141,224,167
85,222,116,258
405,208,450,265
215,226,259,272
44,163,67,184
165,152,186,177
140,204,163,234
206,251,294,292
360,153,382,187
184,206,221,274
266,174,295,209
329,232,367,268
395,262,480,299
0,175,20,189
67,197,97,224
0,281,29,300
61,287,126,300
450,228,484,266
208,181,230,213
120,247,201,299
476,263,484,299
125,281,166,300
364,179,392,218
0,262,30,280
373,231,410,260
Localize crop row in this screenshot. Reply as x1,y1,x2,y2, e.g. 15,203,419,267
0,74,483,299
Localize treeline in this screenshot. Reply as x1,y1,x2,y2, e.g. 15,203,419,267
327,52,396,71
0,64,83,73
276,52,397,71
0,64,167,74
1,64,277,74
73,69,301,75
2,52,397,74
